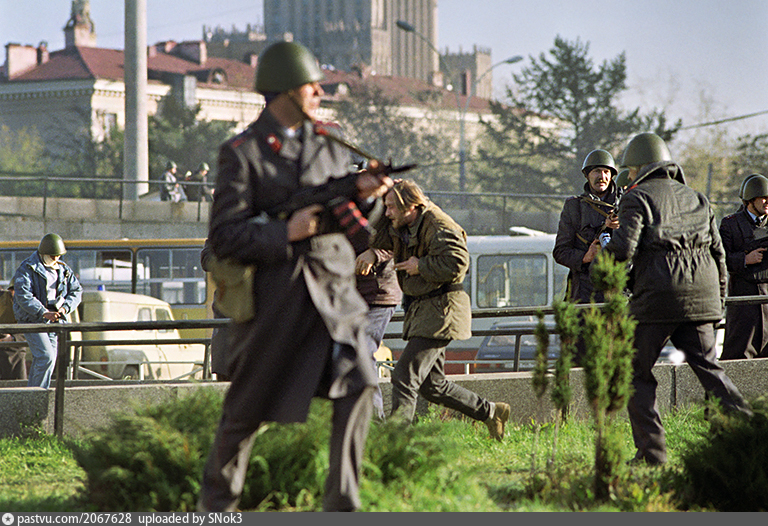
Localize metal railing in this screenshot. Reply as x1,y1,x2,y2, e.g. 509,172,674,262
0,174,212,222
382,294,768,374
0,318,228,436
2,294,766,436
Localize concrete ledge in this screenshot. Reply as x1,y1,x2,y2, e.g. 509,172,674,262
1,358,766,438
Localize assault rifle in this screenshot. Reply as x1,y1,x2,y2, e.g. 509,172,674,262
578,188,623,246
742,224,768,281
266,161,416,252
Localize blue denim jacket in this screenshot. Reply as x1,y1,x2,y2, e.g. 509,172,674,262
11,251,83,323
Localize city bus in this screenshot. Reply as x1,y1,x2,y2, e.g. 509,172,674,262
0,238,211,338
383,230,570,373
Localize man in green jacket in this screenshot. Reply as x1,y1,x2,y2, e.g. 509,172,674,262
357,180,511,440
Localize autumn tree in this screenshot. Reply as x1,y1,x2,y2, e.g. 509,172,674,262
474,36,681,199
332,84,454,191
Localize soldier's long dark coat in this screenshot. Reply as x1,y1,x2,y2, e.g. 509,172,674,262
553,181,619,303
208,110,378,424
719,207,768,359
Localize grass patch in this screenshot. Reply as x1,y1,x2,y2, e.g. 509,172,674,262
1,390,766,512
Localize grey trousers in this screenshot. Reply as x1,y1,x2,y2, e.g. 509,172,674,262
391,336,491,422
198,387,374,512
628,322,752,464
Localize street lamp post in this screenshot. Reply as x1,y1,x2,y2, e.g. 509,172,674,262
396,20,522,193
458,55,522,193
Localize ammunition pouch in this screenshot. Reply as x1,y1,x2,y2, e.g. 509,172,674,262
208,254,256,323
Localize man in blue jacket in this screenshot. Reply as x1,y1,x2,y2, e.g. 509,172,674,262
12,233,82,388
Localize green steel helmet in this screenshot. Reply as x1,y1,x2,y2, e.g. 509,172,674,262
581,149,618,176
38,233,66,256
166,160,177,171
198,162,210,172
615,168,631,189
741,173,768,201
621,132,672,167
255,41,324,94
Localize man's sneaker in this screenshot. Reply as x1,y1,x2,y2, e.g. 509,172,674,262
485,402,510,441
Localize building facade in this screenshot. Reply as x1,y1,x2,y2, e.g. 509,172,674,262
264,0,439,85
0,1,264,148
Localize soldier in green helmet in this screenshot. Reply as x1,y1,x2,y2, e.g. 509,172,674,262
719,173,768,360
11,233,82,388
198,40,393,512
602,132,752,465
553,149,620,364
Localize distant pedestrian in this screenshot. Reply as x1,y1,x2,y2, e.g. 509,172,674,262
160,161,186,202
185,162,213,202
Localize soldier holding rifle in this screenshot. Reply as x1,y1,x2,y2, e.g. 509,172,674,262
553,149,620,364
198,41,394,513
719,173,768,360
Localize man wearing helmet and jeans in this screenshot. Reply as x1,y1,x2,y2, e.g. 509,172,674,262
553,149,620,364
602,132,752,465
719,173,768,360
198,41,393,512
12,234,82,389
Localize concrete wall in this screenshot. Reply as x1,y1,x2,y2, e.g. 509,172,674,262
0,196,559,241
2,358,766,438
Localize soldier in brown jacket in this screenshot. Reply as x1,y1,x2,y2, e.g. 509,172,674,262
198,41,392,512
358,180,511,441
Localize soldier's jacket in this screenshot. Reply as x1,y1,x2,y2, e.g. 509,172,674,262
208,109,378,423
720,207,768,284
719,206,768,359
553,181,619,303
371,201,471,341
603,161,726,324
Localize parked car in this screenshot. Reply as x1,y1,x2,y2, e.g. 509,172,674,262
73,290,205,380
475,320,560,373
474,319,687,373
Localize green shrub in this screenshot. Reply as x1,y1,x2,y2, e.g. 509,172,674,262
237,403,331,511
677,396,768,511
71,388,224,511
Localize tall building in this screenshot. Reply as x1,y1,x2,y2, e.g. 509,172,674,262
264,0,439,85
442,45,493,100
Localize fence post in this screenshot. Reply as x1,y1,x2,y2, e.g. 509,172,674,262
53,326,70,437
42,177,48,219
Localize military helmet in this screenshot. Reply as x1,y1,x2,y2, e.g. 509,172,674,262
255,41,324,94
198,162,210,172
615,168,631,189
621,132,672,167
38,233,66,256
741,173,768,202
166,160,177,170
581,149,618,176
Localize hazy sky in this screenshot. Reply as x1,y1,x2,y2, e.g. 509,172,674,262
2,0,767,139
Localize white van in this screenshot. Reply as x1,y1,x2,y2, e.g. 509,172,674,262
382,230,569,373
74,290,206,381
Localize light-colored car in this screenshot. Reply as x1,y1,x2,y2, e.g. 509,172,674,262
73,290,205,380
